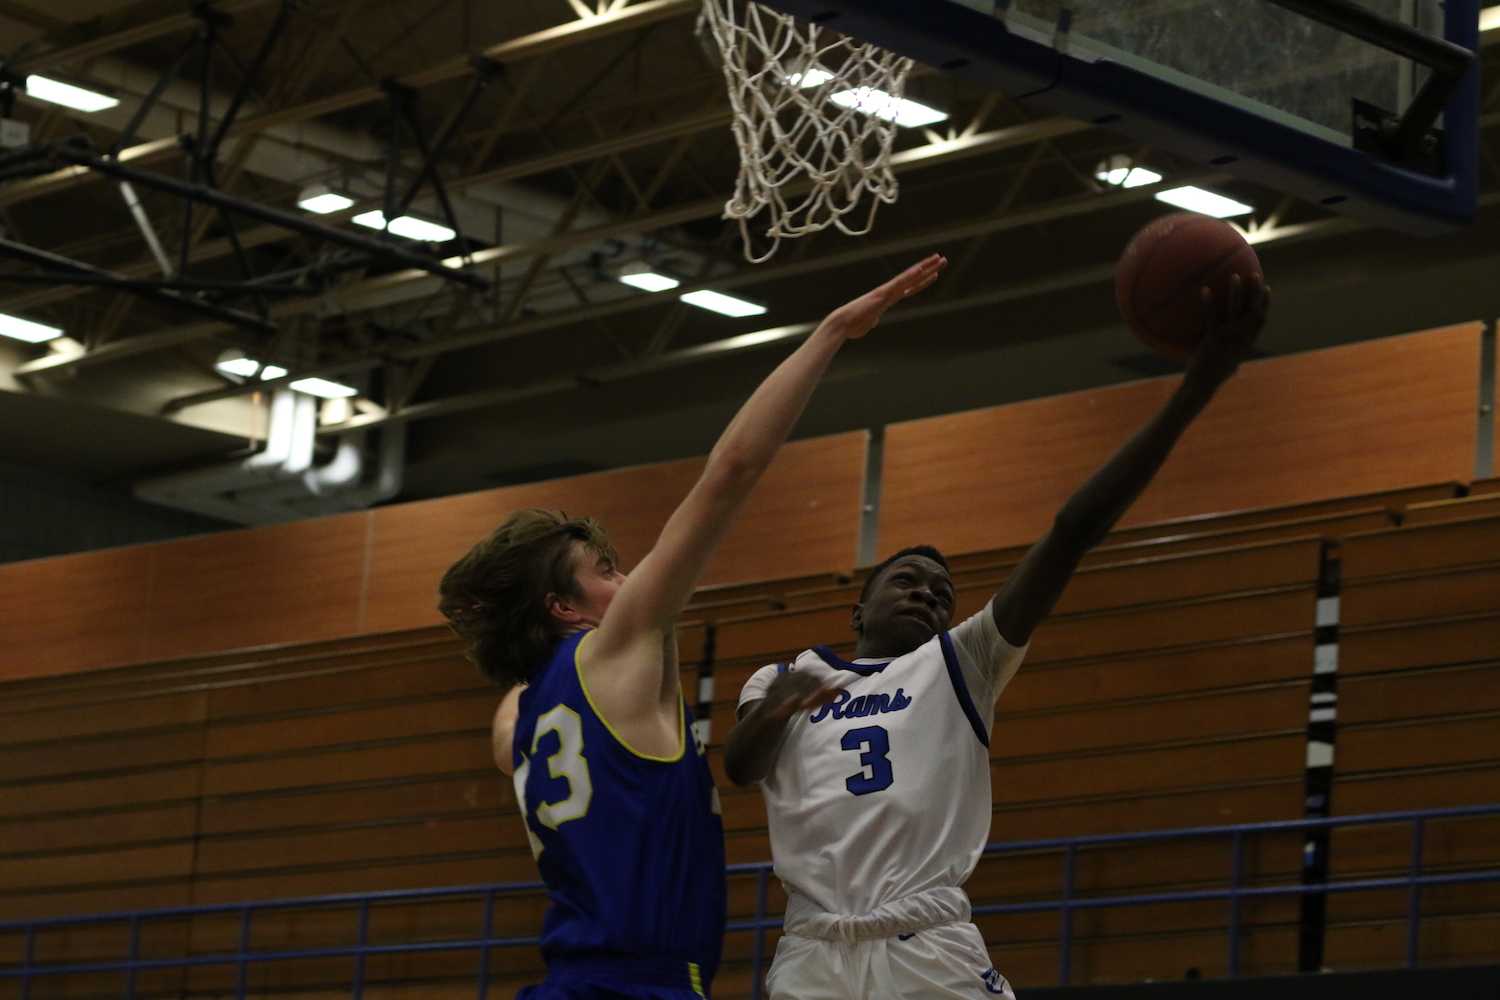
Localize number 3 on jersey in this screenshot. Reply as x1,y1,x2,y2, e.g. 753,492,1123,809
841,725,893,795
514,705,593,858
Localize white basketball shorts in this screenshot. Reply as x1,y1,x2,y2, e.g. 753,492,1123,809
765,922,1015,1000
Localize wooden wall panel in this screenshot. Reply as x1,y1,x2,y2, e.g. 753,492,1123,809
879,324,1483,556
1341,566,1500,625
0,434,862,680
2,327,1497,989
200,734,492,798
203,692,493,758
1341,516,1500,580
0,545,154,680
0,690,205,746
143,512,370,662
197,778,502,838
0,804,197,856
362,431,867,633
0,767,201,819
1403,492,1500,523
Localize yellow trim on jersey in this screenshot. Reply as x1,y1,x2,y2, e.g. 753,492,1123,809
574,630,687,763
688,961,704,997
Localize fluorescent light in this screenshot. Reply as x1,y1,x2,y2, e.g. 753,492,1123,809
1482,5,1500,32
290,376,358,399
351,210,456,242
216,356,289,380
829,86,948,128
618,267,681,293
24,75,118,112
297,186,354,214
0,312,63,343
1155,185,1255,218
789,70,948,128
789,67,834,89
1096,165,1163,189
216,357,262,378
680,289,767,318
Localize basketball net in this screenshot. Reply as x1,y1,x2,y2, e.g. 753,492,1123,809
699,0,914,263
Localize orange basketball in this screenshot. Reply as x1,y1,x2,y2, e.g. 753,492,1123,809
1115,213,1263,362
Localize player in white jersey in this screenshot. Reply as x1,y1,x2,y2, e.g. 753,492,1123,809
725,275,1270,999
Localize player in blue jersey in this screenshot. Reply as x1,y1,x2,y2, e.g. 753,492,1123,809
438,253,948,1000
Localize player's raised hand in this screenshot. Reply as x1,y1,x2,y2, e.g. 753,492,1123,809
1187,273,1270,389
762,670,843,722
824,253,947,341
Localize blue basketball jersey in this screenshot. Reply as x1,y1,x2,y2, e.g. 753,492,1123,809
512,629,726,994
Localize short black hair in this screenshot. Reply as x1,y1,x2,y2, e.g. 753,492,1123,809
858,545,950,604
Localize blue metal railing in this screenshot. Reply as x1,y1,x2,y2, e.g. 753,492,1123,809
2,804,1497,998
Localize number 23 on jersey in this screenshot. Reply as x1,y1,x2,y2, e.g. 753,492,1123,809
514,705,593,858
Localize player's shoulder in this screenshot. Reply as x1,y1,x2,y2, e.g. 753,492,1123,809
738,650,837,708
516,633,593,715
792,647,849,679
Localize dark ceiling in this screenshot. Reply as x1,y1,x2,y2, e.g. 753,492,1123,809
0,0,1497,513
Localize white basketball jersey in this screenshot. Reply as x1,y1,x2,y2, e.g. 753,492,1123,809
740,607,1026,918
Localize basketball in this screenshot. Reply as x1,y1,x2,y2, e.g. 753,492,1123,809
1114,213,1263,362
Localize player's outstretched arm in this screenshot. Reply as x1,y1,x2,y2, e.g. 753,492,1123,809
990,276,1270,647
583,256,948,719
725,672,842,785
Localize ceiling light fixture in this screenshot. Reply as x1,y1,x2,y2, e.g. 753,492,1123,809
617,264,681,293
290,376,359,399
297,184,355,215
0,312,63,343
24,75,119,113
1096,165,1164,189
1154,186,1255,218
791,68,947,128
680,289,768,318
828,86,948,128
215,354,288,381
351,210,456,242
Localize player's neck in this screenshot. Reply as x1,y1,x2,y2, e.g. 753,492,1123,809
852,636,905,659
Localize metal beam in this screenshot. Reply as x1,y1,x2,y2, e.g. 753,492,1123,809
0,109,736,316
18,0,277,75
46,191,1483,435
21,116,1089,380
2,205,319,313
323,197,1493,435
1479,318,1496,479
14,317,244,377
0,237,277,334
0,137,178,209
174,206,1368,428
163,358,384,413
158,162,1226,410
0,0,699,210
397,121,1122,358
50,144,489,290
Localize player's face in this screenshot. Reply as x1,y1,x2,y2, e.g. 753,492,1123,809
856,555,955,654
558,541,626,629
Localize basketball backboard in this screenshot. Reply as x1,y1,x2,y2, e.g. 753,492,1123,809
751,0,1480,233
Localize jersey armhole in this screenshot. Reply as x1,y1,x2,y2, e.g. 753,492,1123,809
574,630,687,763
939,631,991,749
